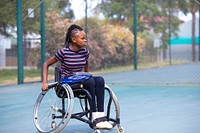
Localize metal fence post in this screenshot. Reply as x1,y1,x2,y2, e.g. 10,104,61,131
85,0,88,44
133,0,138,70
40,0,46,82
199,3,200,61
16,0,24,84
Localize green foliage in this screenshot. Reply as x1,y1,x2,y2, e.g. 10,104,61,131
0,0,74,36
95,0,195,38
98,0,133,25
45,0,74,19
95,0,198,61
77,17,146,70
45,11,72,58
0,0,16,36
43,14,146,71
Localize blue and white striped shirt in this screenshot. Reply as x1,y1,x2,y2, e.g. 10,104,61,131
55,46,89,77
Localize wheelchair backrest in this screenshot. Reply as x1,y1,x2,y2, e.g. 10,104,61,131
55,67,61,82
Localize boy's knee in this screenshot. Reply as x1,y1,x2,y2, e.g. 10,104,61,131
83,77,95,87
95,76,105,85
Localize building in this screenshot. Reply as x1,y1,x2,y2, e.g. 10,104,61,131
169,19,199,62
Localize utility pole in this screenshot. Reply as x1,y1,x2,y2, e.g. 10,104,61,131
16,0,24,84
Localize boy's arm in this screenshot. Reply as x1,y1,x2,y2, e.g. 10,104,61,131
42,56,58,91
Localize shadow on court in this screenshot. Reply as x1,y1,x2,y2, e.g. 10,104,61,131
0,63,200,133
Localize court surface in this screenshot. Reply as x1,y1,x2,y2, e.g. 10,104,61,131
0,83,200,133
0,63,200,133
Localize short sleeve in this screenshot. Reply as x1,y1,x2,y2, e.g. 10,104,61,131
55,49,64,62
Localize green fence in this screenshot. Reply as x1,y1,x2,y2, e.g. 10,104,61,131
0,0,199,85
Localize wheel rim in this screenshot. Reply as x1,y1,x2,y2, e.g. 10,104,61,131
33,84,74,133
104,85,120,128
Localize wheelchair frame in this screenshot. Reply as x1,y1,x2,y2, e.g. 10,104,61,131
33,68,124,133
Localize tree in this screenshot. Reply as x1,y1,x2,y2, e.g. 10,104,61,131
96,0,198,62
96,0,180,61
78,17,146,70
95,0,133,25
190,1,199,61
45,11,72,58
0,0,74,36
0,0,16,36
44,13,146,70
167,0,198,61
22,0,74,34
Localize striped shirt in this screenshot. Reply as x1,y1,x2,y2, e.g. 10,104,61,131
55,46,89,77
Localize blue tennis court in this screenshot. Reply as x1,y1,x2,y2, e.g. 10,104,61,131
0,83,200,133
0,63,200,133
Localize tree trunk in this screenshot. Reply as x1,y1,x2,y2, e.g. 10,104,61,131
191,11,196,62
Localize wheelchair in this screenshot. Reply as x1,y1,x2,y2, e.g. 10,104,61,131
33,67,124,133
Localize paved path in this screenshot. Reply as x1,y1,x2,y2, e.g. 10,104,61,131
0,83,200,133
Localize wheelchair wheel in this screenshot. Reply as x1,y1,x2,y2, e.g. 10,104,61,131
33,83,74,133
104,84,120,128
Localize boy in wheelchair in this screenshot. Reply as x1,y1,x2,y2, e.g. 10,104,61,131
42,24,112,129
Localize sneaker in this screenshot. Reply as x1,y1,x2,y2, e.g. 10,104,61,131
96,121,112,129
92,112,113,129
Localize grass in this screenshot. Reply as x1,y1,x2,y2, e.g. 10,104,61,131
0,69,54,85
0,60,189,85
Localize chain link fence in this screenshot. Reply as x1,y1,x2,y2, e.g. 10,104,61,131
0,0,199,85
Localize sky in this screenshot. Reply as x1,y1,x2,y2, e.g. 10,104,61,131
71,0,99,20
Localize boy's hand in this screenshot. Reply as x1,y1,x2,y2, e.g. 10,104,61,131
42,83,48,91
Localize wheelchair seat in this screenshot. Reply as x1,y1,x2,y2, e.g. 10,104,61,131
54,67,92,98
54,67,91,83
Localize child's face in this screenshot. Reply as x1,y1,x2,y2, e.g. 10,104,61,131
73,31,87,48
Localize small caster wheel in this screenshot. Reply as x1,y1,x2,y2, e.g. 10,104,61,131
118,127,124,133
51,121,56,129
93,129,101,133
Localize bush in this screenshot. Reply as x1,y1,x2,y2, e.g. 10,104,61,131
77,17,146,70
43,13,146,71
